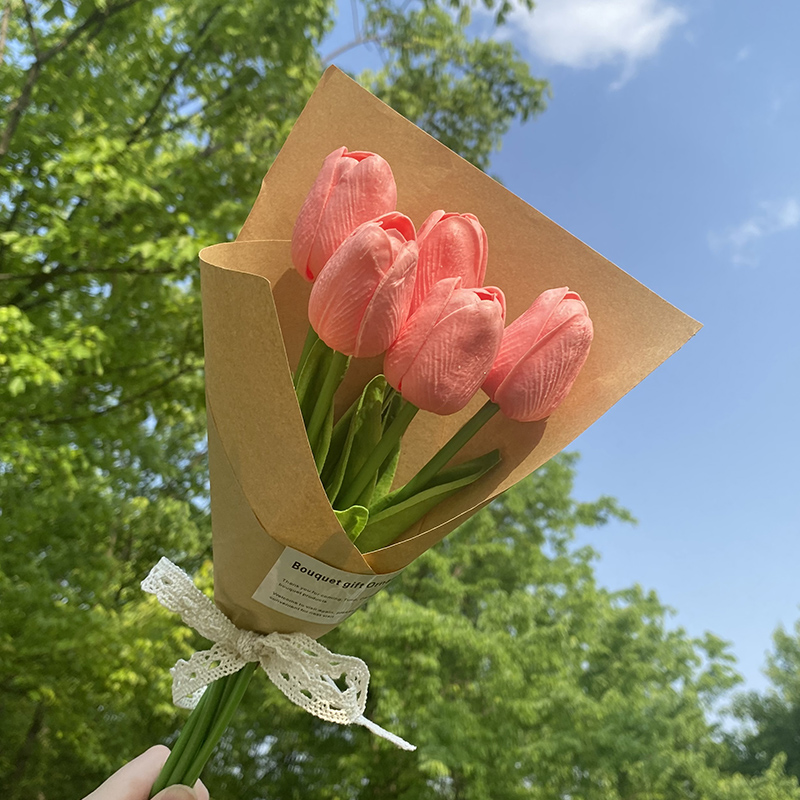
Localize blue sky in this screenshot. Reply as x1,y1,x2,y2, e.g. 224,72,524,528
323,0,800,696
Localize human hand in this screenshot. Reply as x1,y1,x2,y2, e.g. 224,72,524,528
83,745,210,800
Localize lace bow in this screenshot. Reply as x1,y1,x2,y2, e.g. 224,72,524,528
142,557,415,750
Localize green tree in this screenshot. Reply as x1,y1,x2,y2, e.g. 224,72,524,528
0,0,546,795
196,456,785,800
727,619,800,782
5,2,795,799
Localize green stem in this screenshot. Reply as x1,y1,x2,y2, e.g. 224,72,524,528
337,400,419,510
293,325,319,387
382,400,500,509
149,699,203,795
181,663,257,786
306,349,349,460
382,385,398,416
149,676,227,796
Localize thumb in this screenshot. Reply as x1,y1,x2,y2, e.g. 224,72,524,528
151,786,197,800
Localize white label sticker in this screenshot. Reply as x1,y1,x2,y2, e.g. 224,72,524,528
251,546,403,625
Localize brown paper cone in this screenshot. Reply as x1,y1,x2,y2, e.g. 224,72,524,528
200,67,700,636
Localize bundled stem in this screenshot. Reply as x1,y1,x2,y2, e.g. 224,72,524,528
149,665,256,795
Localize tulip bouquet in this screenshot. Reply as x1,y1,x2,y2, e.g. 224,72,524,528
291,147,594,555
142,67,700,794
152,143,594,790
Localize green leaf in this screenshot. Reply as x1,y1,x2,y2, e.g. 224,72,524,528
293,326,320,387
371,388,404,502
333,505,369,543
326,375,386,508
8,376,25,397
372,443,401,505
43,0,65,22
320,397,358,491
355,449,501,552
312,402,335,472
305,350,349,471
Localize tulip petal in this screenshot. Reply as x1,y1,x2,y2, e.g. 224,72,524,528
345,150,382,162
309,154,397,278
308,224,392,354
376,211,416,242
463,213,488,286
540,292,588,337
411,213,488,312
354,241,418,358
400,299,505,415
494,314,593,421
291,146,347,280
483,287,572,399
417,209,447,242
384,277,460,392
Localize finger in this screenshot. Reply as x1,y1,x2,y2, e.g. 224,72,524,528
193,779,210,800
83,745,170,800
152,786,197,800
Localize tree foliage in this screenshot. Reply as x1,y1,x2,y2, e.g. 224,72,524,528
195,459,748,799
0,0,547,794
1,1,798,798
727,619,800,783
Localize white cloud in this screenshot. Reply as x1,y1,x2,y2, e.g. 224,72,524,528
708,198,800,266
507,0,686,87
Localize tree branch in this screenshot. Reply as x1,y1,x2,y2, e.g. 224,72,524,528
0,0,146,160
21,0,41,59
2,60,43,163
1,263,183,282
25,363,199,426
321,35,379,67
0,0,11,67
126,3,224,145
136,82,236,145
7,701,46,799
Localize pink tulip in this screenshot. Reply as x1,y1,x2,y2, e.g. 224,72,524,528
385,277,506,415
292,147,398,281
410,210,488,312
483,287,593,422
308,213,418,358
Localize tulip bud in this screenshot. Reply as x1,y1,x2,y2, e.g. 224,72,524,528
385,277,506,415
308,213,418,358
292,147,398,281
411,210,488,313
483,287,593,422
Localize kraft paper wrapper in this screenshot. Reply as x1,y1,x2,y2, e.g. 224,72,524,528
201,67,700,637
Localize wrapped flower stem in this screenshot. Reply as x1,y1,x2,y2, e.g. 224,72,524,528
150,665,256,795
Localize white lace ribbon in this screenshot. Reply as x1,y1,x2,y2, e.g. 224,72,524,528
141,557,415,751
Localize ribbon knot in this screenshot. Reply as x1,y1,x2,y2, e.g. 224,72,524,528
142,557,415,751
234,629,263,663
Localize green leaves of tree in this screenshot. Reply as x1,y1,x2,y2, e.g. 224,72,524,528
358,0,549,171
1,0,331,793
4,1,790,798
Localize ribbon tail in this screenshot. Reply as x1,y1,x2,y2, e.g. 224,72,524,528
354,714,417,751
318,674,415,751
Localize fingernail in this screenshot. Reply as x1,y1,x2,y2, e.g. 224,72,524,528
152,786,197,800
